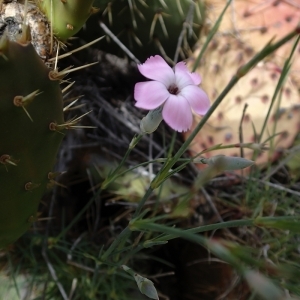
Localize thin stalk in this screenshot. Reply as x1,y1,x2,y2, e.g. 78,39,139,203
101,227,131,262
132,186,154,218
101,134,143,189
192,0,232,72
54,188,102,243
136,219,254,242
101,187,154,261
133,216,300,243
257,35,300,145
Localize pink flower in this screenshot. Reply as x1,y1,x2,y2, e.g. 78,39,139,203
134,55,210,132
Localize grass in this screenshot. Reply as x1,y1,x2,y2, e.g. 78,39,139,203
1,0,300,299
1,162,300,299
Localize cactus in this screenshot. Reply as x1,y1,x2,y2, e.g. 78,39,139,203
0,33,64,248
0,0,97,248
83,0,205,62
184,0,300,169
206,0,300,81
37,0,97,41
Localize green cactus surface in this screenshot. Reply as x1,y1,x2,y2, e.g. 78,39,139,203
0,35,64,248
85,0,205,62
38,0,96,40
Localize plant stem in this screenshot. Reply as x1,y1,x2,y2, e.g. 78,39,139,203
134,219,253,242
101,227,131,262
135,216,300,242
101,134,143,189
132,186,154,218
54,188,102,243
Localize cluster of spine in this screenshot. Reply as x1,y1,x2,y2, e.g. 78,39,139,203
85,0,205,62
0,0,97,249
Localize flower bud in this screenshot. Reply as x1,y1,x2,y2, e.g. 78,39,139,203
121,265,159,299
244,269,284,299
134,273,159,300
140,106,163,134
205,155,254,171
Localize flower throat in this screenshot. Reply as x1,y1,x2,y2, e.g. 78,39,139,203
168,84,179,95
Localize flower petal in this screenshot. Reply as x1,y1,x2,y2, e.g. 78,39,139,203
162,94,193,132
180,85,210,115
134,81,169,110
138,55,175,87
174,62,195,90
175,62,202,85
189,72,202,85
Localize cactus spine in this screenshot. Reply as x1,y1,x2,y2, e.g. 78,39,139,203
86,0,205,61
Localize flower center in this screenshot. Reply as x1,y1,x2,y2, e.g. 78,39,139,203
168,84,179,95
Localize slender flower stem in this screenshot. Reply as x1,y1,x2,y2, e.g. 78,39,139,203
257,35,300,145
101,227,131,262
101,134,143,189
132,186,154,218
133,219,252,242
192,0,232,72
100,187,154,261
54,188,102,243
132,215,300,243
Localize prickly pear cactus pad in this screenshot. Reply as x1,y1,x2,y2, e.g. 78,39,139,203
184,0,300,169
0,35,64,248
86,0,205,61
38,0,96,40
206,0,300,80
185,35,300,168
